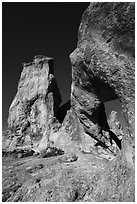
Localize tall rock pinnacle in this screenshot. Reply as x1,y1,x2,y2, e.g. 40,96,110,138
7,55,62,150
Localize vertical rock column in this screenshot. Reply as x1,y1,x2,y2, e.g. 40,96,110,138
7,55,62,150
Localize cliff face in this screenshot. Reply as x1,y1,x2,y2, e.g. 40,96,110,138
69,2,135,165
7,56,62,150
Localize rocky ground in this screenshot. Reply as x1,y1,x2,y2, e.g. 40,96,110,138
2,149,134,202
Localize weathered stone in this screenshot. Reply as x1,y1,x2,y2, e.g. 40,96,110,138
7,55,62,150
61,153,78,163
2,130,14,151
108,111,124,141
38,147,64,158
12,148,35,158
53,110,83,154
55,109,99,155
2,2,135,202
69,2,135,164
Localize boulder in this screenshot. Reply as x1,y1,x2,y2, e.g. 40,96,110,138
38,147,64,158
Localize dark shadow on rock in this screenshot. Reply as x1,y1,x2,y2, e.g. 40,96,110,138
57,100,71,123
79,103,122,151
2,148,35,158
81,63,118,102
79,64,122,151
13,148,35,158
2,183,22,202
48,77,62,116
109,130,122,149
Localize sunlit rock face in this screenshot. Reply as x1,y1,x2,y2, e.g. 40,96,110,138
70,2,135,163
108,111,124,141
7,56,62,150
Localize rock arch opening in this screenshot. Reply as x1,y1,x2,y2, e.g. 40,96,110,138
91,87,123,152
69,60,125,154
103,99,126,150
104,99,127,137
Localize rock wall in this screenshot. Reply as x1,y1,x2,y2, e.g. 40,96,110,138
7,56,62,150
69,2,135,164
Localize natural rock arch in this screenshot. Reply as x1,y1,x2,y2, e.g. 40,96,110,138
69,2,135,165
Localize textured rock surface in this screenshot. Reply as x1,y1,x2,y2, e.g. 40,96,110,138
108,111,124,141
2,151,135,202
7,56,62,150
70,2,135,164
2,2,135,202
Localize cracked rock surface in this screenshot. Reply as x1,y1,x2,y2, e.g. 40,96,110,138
7,56,62,151
70,2,135,163
3,2,135,202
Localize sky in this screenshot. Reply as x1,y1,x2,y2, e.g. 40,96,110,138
2,2,89,130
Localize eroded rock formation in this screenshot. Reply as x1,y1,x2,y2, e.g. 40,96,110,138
5,3,135,164
7,56,62,150
69,2,135,164
3,2,135,202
